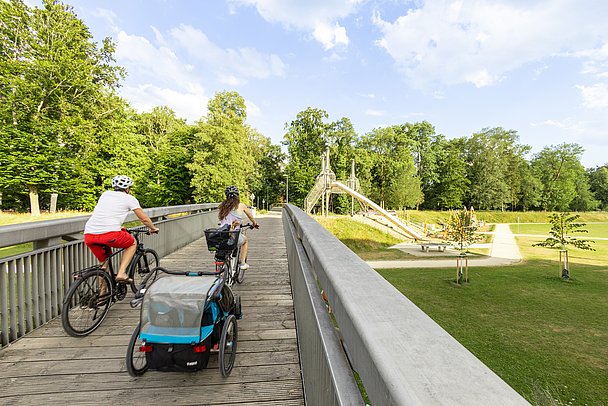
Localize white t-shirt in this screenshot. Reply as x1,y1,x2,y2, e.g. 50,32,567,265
84,191,141,234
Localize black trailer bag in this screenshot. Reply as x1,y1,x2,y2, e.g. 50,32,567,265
147,336,212,372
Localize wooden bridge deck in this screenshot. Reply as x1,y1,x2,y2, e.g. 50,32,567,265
0,211,304,405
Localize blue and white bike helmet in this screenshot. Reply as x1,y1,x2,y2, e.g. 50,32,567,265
112,175,133,190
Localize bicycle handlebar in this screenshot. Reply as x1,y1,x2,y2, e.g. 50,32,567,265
127,227,159,235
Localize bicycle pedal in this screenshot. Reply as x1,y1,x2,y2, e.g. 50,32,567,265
115,284,127,301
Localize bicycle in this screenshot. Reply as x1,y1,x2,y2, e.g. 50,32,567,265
61,228,160,337
204,223,255,287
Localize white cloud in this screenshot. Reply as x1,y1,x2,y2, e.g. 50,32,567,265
373,1,608,89
121,84,208,123
116,31,203,93
113,26,285,121
230,0,363,49
313,22,349,49
245,99,261,118
576,83,608,109
365,109,385,116
91,8,117,26
170,24,286,83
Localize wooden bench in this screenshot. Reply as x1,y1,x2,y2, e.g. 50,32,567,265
421,243,448,252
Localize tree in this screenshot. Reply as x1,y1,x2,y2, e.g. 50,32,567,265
357,125,421,209
588,165,608,210
518,161,543,211
444,207,480,251
132,106,195,207
282,108,332,207
531,144,586,211
404,121,439,208
188,91,257,203
533,212,595,279
0,0,123,213
464,128,526,210
251,141,286,210
426,137,469,209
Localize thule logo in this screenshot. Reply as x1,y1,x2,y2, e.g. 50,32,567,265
186,361,198,366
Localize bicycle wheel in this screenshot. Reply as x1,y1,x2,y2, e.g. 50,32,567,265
62,269,112,337
126,323,149,376
235,260,246,284
224,258,234,287
219,314,238,377
130,248,159,293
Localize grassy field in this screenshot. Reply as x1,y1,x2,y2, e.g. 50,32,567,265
512,223,608,238
315,215,608,405
402,209,608,226
314,215,414,260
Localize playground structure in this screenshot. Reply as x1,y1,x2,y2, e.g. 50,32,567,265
303,149,426,241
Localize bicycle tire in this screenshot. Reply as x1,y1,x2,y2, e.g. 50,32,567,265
126,323,149,376
234,262,245,284
224,257,234,287
129,248,159,293
219,314,238,377
61,269,112,337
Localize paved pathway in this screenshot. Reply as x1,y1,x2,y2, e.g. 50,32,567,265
367,223,523,269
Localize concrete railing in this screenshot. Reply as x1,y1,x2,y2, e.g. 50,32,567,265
0,204,219,347
283,204,530,405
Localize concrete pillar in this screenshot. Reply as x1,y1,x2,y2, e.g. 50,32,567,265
50,193,58,213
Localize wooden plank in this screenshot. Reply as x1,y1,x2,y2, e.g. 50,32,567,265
0,350,299,378
2,336,296,352
0,213,304,405
1,364,301,397
3,380,303,405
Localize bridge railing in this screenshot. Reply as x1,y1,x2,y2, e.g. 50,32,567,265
0,204,219,347
283,204,530,405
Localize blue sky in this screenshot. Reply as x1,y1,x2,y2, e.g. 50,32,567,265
33,0,608,168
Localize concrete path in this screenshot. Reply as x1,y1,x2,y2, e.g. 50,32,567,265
367,223,523,269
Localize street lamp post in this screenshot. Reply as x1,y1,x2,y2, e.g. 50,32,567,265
284,174,289,204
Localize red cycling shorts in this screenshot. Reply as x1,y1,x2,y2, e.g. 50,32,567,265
84,230,135,262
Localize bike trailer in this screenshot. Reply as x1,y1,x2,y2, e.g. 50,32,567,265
139,275,223,371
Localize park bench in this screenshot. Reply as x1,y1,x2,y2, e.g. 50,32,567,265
420,242,448,252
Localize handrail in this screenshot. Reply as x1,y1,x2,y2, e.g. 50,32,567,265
283,204,530,405
0,204,220,347
283,206,364,405
0,203,218,249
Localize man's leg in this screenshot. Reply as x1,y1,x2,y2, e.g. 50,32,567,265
116,241,137,281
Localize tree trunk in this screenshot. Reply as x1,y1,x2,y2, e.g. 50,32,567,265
28,186,41,216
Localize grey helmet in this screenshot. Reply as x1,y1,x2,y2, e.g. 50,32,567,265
111,175,133,190
224,185,239,198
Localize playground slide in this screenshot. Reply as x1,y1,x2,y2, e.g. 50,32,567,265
332,181,426,241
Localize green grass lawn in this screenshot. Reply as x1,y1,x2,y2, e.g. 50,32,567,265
402,210,608,227
316,214,608,405
314,215,415,260
377,260,608,405
512,223,608,239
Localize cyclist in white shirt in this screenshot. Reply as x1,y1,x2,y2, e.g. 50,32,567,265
218,185,259,270
84,175,159,283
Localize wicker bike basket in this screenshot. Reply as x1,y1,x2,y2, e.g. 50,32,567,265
204,228,240,252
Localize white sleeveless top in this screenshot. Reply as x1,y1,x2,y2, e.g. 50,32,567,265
220,208,243,229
